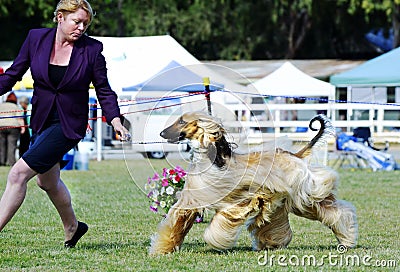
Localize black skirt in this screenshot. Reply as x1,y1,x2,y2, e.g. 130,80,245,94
22,123,80,174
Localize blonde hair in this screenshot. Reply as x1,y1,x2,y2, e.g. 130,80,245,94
53,0,94,25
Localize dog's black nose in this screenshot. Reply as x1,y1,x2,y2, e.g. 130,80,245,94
160,131,165,138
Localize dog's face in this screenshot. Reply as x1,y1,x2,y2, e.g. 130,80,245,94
160,112,225,148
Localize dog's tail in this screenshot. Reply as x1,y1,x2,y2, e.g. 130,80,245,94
294,114,335,158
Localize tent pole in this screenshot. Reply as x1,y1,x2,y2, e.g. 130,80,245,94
203,77,212,115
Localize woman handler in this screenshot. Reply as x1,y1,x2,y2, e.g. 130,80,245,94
0,0,130,248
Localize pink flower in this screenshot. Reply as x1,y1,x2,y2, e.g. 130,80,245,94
162,168,168,177
152,172,160,181
161,178,169,187
150,206,158,213
175,166,186,178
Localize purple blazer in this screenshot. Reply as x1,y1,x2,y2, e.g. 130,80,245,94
0,28,120,139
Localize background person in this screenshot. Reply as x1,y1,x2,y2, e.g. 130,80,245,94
18,96,31,157
0,0,130,248
0,92,25,166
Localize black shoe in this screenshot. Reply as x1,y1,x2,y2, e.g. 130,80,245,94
64,221,88,248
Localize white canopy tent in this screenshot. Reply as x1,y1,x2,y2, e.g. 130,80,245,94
250,61,335,99
91,35,246,95
248,61,335,122
91,35,200,93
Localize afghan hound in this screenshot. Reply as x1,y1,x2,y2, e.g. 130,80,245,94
149,111,358,255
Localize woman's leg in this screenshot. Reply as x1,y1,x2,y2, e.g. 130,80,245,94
0,158,36,231
36,163,78,242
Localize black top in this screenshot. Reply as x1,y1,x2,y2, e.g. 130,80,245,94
46,64,68,125
49,64,67,87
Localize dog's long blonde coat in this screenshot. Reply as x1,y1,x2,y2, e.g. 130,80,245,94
150,112,358,255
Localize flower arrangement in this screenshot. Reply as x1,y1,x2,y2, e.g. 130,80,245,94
145,165,186,215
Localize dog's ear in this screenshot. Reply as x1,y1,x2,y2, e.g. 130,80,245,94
201,131,213,148
181,120,200,139
202,131,223,148
206,133,231,168
197,118,224,145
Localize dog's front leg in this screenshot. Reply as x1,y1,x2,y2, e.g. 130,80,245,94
149,204,199,255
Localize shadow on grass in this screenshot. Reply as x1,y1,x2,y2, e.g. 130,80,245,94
77,237,370,255
287,244,338,251
80,240,148,250
192,244,356,254
289,244,372,251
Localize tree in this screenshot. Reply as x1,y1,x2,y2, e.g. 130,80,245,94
340,0,400,48
272,0,313,58
0,0,54,59
0,0,397,60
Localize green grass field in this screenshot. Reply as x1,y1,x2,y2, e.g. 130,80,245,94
0,159,399,271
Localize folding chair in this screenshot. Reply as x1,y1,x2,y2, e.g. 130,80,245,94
353,127,389,151
332,128,394,171
332,133,368,169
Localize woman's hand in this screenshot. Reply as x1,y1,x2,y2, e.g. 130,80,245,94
111,117,131,142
